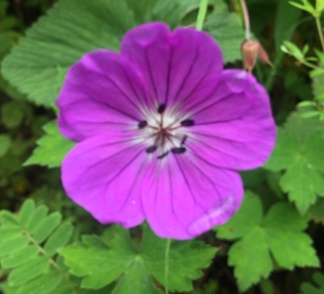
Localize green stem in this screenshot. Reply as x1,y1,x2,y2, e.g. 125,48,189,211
315,16,324,51
196,0,209,30
164,238,172,294
240,0,250,40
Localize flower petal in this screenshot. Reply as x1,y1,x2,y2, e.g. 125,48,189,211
57,50,149,141
187,70,276,170
142,152,243,239
61,132,147,228
121,22,223,110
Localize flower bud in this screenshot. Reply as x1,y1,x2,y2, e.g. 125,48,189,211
241,39,271,72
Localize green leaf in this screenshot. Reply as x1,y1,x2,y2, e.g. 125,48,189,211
1,102,24,128
24,120,75,168
274,0,302,50
265,113,324,213
60,225,216,292
0,134,11,157
8,256,49,287
300,272,324,294
204,0,244,63
1,0,135,108
1,0,209,108
0,199,75,294
215,192,319,291
307,197,324,224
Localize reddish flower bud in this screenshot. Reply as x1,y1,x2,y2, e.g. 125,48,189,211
241,39,272,72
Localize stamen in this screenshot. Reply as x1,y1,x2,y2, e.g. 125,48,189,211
171,147,186,154
158,151,169,159
180,119,195,126
157,103,166,114
146,145,157,153
138,120,148,128
181,135,187,145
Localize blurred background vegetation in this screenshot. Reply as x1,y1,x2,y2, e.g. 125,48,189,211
0,0,323,293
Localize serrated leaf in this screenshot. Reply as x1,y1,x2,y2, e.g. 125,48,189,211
1,0,135,108
24,120,75,168
300,272,324,294
307,197,324,224
60,225,216,292
215,192,319,291
203,1,244,63
265,113,324,213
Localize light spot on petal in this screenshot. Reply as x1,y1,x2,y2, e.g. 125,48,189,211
226,71,248,93
187,196,236,236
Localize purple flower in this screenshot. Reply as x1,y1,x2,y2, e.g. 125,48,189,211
57,22,276,240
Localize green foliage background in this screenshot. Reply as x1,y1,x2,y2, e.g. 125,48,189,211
0,0,324,293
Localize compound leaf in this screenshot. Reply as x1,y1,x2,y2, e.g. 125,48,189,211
215,192,319,291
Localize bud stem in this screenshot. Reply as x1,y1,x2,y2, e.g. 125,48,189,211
240,0,251,40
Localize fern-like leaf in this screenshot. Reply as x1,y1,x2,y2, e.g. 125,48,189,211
0,199,75,294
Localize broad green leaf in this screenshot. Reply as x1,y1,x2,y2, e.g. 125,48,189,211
140,225,217,292
300,272,324,294
24,120,75,168
204,0,244,63
1,0,135,108
215,192,319,291
60,225,216,292
307,197,324,224
265,113,324,213
274,0,301,50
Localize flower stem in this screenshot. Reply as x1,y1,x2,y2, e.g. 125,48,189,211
164,238,172,294
315,16,324,51
240,0,250,40
196,0,209,31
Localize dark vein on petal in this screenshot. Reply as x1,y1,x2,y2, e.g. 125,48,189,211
112,154,148,214
172,46,199,105
164,48,174,105
89,96,139,121
173,155,208,214
103,74,143,114
124,66,150,107
174,59,215,112
102,148,144,196
144,48,158,102
78,141,143,182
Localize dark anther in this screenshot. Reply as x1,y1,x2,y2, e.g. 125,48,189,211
157,103,166,114
180,119,195,127
181,135,187,145
158,151,169,159
171,147,186,154
146,145,157,153
138,120,148,129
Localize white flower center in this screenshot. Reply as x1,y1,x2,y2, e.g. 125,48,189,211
138,103,194,159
